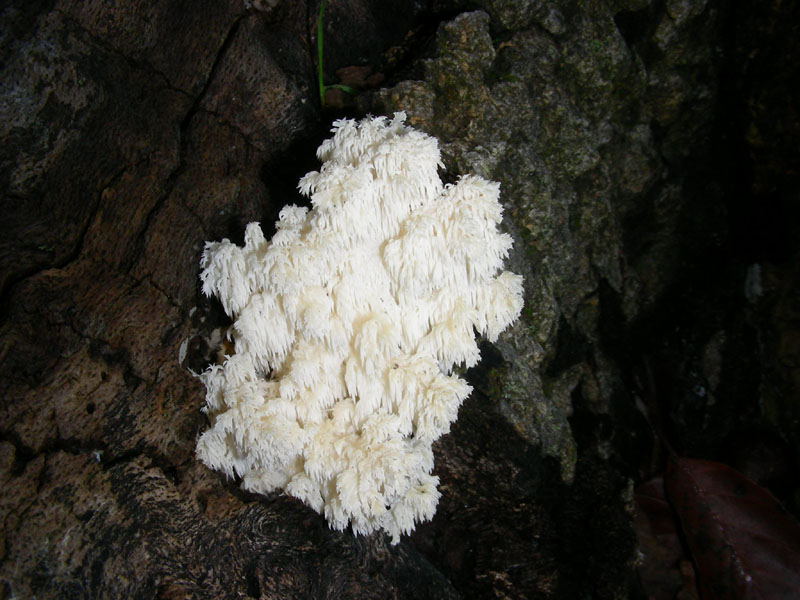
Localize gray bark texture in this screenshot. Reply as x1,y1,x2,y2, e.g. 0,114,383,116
1,0,797,598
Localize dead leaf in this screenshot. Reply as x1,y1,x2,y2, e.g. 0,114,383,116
665,458,800,600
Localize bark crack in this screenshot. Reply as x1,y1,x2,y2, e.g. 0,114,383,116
124,15,246,278
195,107,266,153
0,427,183,492
53,8,196,99
0,166,124,320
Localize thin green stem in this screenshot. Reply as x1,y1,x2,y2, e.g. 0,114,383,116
316,0,356,108
317,0,326,106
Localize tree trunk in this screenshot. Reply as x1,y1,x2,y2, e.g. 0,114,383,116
2,0,797,598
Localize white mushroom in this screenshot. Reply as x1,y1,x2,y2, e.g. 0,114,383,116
196,113,524,544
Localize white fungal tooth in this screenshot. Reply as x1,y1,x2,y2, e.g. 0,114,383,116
195,112,524,544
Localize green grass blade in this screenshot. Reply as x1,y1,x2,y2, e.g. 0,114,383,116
317,0,326,106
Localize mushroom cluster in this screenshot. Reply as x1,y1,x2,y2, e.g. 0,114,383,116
196,113,523,543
